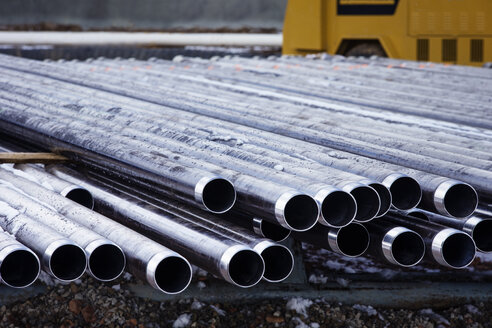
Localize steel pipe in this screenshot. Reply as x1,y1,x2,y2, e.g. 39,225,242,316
0,181,125,281
0,230,40,288
364,221,425,267
292,223,370,257
401,209,492,253
382,214,476,269
0,201,86,282
251,217,291,242
0,168,192,294
48,164,294,283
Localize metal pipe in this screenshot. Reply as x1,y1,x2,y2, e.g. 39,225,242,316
364,221,425,267
251,217,291,242
0,181,125,281
400,209,492,253
0,63,421,214
0,32,282,47
0,201,86,282
0,168,192,294
292,223,370,257
48,164,294,283
381,214,476,269
13,163,94,209
0,231,40,288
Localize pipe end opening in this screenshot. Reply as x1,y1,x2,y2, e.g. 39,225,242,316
258,220,291,242
88,244,126,281
64,188,95,209
336,223,370,257
442,232,476,268
472,219,492,253
201,178,236,213
260,245,294,282
351,186,380,223
321,190,357,227
368,183,391,217
154,256,192,294
228,250,264,288
50,244,87,281
443,184,478,218
1,249,39,288
282,194,319,231
388,176,422,210
391,231,425,267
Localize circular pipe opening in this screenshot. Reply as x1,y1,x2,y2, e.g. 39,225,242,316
389,177,422,210
391,231,425,267
64,188,95,209
351,186,380,223
442,233,476,268
443,184,478,218
228,250,264,288
472,220,492,253
50,244,87,281
1,250,39,288
260,220,291,242
202,178,236,213
154,256,192,294
88,244,126,281
336,223,370,257
321,191,357,227
260,245,294,282
369,183,391,217
283,194,319,231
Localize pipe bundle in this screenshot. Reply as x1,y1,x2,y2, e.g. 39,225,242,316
0,53,490,292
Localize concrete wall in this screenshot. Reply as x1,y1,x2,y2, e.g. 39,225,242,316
0,0,287,30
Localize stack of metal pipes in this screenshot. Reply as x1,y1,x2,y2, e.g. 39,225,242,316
0,53,490,292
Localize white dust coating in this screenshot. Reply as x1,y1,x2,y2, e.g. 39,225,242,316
0,201,20,221
209,304,226,316
2,164,55,191
172,314,192,328
286,297,313,317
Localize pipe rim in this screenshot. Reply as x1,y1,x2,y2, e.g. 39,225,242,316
146,252,193,294
275,190,319,232
252,240,294,283
328,223,370,257
434,180,478,218
314,187,357,228
194,176,236,214
381,227,425,267
360,180,392,218
44,239,87,282
219,244,264,288
382,173,422,210
0,244,40,288
60,185,95,209
85,239,126,282
432,228,476,269
252,217,291,242
341,182,380,223
464,217,492,253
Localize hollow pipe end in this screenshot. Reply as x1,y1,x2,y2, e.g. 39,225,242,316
314,187,357,228
219,244,264,288
275,190,319,232
0,244,40,288
432,228,476,269
340,182,380,223
252,217,291,242
464,217,492,253
43,239,87,282
85,239,126,282
328,223,370,257
252,240,294,283
146,252,193,294
60,185,95,209
434,180,478,219
359,179,392,218
194,176,236,214
382,173,422,211
381,227,425,267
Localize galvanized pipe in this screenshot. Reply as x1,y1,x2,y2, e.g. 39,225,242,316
364,221,425,267
381,214,476,269
0,230,40,288
250,217,291,242
292,223,370,257
0,180,125,281
48,164,294,283
13,163,94,209
400,209,492,253
0,168,192,294
0,201,87,282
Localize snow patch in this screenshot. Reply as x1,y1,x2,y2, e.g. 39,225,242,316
210,305,226,316
286,297,313,317
291,317,309,328
190,300,204,310
172,313,192,328
353,304,378,316
465,304,480,314
419,309,451,325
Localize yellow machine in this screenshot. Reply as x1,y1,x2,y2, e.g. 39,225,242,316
282,0,492,66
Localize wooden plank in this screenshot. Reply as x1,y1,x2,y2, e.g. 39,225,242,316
0,152,69,164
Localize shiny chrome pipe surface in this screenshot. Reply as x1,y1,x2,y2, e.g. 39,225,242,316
364,221,425,267
292,223,370,257
382,214,476,268
0,230,40,288
0,182,125,281
0,201,86,282
0,167,192,294
401,209,492,253
48,165,294,283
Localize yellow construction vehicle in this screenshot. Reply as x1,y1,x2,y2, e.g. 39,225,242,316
282,0,492,66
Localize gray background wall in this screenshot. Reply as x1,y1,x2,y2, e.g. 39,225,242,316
0,0,287,30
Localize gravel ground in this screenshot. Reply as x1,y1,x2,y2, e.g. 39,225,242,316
1,274,491,328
